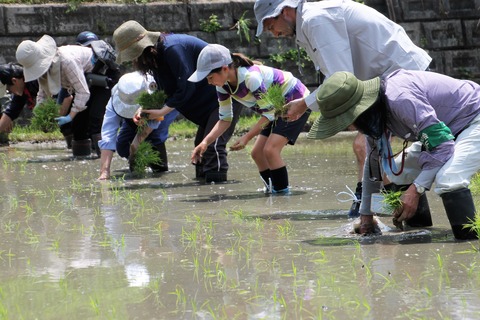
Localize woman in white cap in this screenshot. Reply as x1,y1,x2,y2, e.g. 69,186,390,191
15,34,112,157
189,44,310,195
98,71,178,180
310,69,480,240
112,20,240,183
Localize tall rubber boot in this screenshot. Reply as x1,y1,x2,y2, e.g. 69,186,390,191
90,133,102,158
150,142,168,172
384,183,433,227
441,188,478,240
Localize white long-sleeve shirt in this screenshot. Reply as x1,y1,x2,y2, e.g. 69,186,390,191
295,0,432,110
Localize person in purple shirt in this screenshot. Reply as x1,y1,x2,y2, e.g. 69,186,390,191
309,69,480,240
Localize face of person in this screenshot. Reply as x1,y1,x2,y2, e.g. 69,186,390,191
7,77,25,96
206,67,229,86
263,11,295,38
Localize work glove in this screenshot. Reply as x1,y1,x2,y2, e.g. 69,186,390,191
55,115,72,126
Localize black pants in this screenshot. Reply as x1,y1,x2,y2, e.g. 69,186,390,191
194,102,242,173
72,86,111,141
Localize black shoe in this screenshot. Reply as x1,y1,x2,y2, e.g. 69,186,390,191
204,171,227,183
348,182,362,218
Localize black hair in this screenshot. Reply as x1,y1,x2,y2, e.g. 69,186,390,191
134,34,167,75
209,52,262,74
353,94,386,139
0,63,24,85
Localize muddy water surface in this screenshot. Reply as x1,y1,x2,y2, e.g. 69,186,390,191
0,134,479,319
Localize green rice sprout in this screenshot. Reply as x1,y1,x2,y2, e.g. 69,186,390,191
258,84,286,118
381,189,404,230
30,98,60,133
131,141,162,176
464,212,480,241
135,90,167,131
381,189,403,214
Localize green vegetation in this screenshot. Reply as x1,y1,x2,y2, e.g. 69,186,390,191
381,189,403,214
7,113,320,143
269,48,312,69
231,11,251,43
29,98,60,133
200,14,222,33
130,141,161,175
258,84,286,117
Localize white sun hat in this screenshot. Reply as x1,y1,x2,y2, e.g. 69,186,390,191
111,71,156,119
16,35,58,82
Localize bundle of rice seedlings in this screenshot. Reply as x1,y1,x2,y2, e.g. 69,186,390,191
30,98,60,133
135,90,168,131
258,84,286,118
130,141,162,176
381,189,404,230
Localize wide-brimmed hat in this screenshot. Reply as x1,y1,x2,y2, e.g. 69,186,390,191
307,71,381,139
111,71,156,119
113,20,161,64
254,0,303,36
188,44,232,82
16,35,57,82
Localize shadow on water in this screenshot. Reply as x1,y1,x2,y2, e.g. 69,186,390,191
180,190,308,203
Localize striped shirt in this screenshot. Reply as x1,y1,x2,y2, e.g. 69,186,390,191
217,65,308,122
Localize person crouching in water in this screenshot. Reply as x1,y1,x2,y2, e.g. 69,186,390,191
309,70,480,240
189,44,310,194
98,71,178,180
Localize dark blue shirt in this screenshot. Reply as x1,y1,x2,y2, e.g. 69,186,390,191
2,81,38,120
152,34,219,127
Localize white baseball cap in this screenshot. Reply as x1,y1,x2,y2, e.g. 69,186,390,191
111,71,156,119
188,44,233,83
254,0,303,37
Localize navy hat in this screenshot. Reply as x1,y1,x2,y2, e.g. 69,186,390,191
76,31,99,46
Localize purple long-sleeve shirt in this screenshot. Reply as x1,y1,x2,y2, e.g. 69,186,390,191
360,69,480,215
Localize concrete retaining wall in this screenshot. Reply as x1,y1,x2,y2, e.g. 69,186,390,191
1,0,480,85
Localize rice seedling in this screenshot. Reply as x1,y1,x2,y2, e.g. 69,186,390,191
29,98,60,133
258,84,287,118
130,141,162,176
381,188,404,229
462,212,480,249
277,220,295,238
135,89,167,131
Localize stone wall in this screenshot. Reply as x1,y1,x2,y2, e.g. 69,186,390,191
1,0,479,85
365,0,480,81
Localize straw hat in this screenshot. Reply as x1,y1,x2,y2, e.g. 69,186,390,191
16,35,57,82
113,20,161,64
111,71,156,119
188,44,232,82
307,71,381,139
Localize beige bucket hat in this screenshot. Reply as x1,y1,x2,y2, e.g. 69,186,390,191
113,20,161,64
16,35,57,82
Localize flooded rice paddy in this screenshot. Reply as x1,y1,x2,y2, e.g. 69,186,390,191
1,133,480,319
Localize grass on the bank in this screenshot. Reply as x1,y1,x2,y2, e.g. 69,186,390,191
8,113,320,143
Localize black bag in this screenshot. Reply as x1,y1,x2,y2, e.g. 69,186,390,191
89,40,121,84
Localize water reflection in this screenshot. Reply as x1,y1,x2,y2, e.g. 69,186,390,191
0,136,479,319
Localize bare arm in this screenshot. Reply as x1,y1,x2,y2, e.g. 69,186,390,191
191,120,232,163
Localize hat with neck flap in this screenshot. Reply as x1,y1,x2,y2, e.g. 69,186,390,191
307,71,381,139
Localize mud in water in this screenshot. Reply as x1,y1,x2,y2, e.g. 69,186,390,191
0,133,479,319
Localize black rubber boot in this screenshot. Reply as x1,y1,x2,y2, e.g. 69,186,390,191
90,133,102,158
441,188,478,240
204,170,227,183
71,139,92,157
150,142,168,172
384,183,433,227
